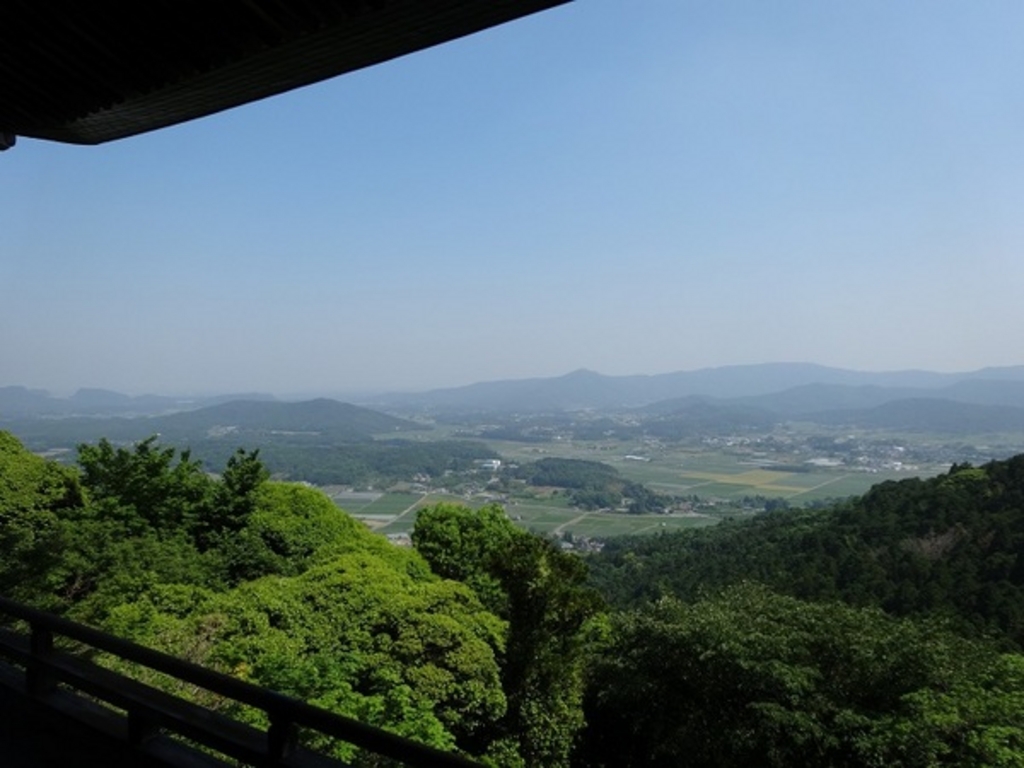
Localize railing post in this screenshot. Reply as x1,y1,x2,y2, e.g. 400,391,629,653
26,624,56,696
268,712,298,763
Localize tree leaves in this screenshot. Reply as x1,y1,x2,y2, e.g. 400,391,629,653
412,503,604,767
581,584,1024,768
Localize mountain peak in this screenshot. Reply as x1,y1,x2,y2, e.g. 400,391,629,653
562,368,604,380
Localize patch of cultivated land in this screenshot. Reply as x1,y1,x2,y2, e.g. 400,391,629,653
487,439,932,503
324,488,382,514
339,492,721,539
330,435,950,539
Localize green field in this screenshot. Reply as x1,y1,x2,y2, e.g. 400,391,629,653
483,438,927,504
329,491,425,530
339,491,724,539
606,455,911,502
323,489,381,513
326,433,946,540
507,503,718,537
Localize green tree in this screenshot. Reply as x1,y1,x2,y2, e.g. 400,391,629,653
411,503,520,613
99,550,508,765
413,503,604,768
209,480,388,585
198,447,269,547
77,436,214,534
0,431,83,602
580,583,1024,768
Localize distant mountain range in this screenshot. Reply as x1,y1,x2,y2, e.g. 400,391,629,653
0,386,276,419
7,363,1024,438
1,397,422,450
367,363,1024,413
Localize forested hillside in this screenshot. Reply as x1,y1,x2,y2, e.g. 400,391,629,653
589,456,1024,647
579,584,1024,768
4,430,1024,766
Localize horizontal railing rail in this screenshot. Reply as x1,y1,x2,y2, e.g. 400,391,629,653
0,595,481,768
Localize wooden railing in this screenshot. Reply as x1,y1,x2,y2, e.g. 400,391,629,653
0,596,481,768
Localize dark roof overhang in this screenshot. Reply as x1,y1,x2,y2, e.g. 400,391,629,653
0,1,569,148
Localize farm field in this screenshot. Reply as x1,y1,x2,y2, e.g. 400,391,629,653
506,503,718,537
482,437,925,503
326,434,951,540
366,493,487,534
329,490,425,529
625,463,916,502
332,490,724,539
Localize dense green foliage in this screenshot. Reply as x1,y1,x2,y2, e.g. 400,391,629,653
0,432,517,763
7,430,1024,766
580,584,1024,768
0,431,82,600
413,504,604,767
105,552,508,763
590,457,1024,647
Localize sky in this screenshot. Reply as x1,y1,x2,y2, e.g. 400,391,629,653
3,1,1024,397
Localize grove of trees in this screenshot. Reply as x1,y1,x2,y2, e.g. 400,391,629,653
5,430,1024,765
514,457,670,513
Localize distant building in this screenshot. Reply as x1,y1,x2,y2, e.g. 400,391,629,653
479,459,502,472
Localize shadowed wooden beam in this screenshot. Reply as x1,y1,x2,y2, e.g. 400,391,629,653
0,0,570,145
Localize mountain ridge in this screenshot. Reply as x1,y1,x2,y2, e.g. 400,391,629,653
367,363,1024,413
8,362,1024,421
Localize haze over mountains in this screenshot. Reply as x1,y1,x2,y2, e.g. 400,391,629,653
0,386,276,419
5,363,1024,437
368,363,1024,415
0,396,421,450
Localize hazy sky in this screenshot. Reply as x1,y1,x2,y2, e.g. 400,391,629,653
4,1,1024,397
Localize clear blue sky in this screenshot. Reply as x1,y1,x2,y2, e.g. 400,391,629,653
3,1,1024,397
